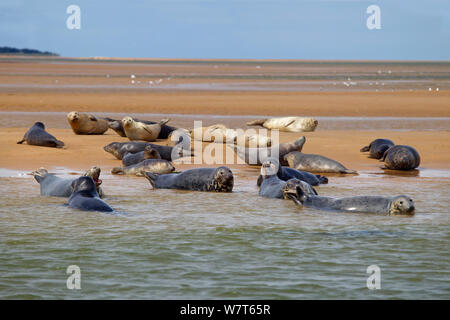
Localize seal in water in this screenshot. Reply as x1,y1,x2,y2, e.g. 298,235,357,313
231,136,306,166
68,176,113,212
108,118,177,139
291,187,415,216
31,167,104,198
111,159,175,176
144,166,234,192
360,139,395,159
247,117,318,132
122,117,170,142
103,141,183,161
122,146,161,167
380,145,420,170
258,158,317,201
284,151,357,174
67,111,109,135
256,165,328,187
17,122,64,148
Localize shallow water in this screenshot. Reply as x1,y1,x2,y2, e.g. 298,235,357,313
0,167,449,299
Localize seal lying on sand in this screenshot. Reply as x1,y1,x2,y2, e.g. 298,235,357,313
67,111,109,135
122,117,170,141
31,167,104,198
104,141,183,161
190,124,237,143
247,117,318,132
17,122,65,148
111,159,175,176
258,158,317,201
380,145,420,170
231,136,306,166
107,118,177,139
122,146,161,167
284,151,357,174
360,139,395,159
68,177,113,212
257,164,328,187
144,166,234,192
290,187,415,215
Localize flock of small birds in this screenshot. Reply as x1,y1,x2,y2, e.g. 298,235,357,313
17,112,420,216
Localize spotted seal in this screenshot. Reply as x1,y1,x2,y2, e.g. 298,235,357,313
380,145,420,170
103,141,183,161
122,146,161,167
111,159,175,176
284,151,357,174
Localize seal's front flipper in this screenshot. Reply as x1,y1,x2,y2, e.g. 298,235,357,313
17,139,25,144
143,171,158,188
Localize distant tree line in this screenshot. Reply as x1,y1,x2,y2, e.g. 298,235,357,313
0,46,58,56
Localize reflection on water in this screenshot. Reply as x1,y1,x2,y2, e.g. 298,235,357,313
0,168,448,299
1,112,449,131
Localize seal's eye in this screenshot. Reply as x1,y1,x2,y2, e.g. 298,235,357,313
400,201,403,205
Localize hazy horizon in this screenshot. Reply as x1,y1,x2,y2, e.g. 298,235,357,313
1,0,449,60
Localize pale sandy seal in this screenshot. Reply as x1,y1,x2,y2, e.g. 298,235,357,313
17,122,65,148
32,167,104,198
284,151,357,174
122,117,170,141
190,124,237,143
144,167,234,192
291,188,415,216
247,117,318,132
111,159,175,176
380,145,420,170
68,177,113,212
108,118,177,139
231,136,306,166
360,139,395,159
122,146,161,167
67,111,109,135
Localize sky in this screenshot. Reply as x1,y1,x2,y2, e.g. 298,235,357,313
0,0,449,60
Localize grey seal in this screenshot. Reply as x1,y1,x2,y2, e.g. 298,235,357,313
231,136,306,166
111,159,175,176
291,188,415,216
380,145,420,170
284,151,357,174
144,166,234,192
360,139,395,159
122,146,161,167
31,167,104,198
103,141,183,161
257,164,328,187
17,122,64,148
258,158,317,201
68,177,113,212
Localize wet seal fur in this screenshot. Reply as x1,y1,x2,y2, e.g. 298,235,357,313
257,165,328,187
68,176,113,212
380,145,420,170
31,167,104,198
17,122,64,148
291,188,415,216
67,111,109,135
144,166,234,192
122,146,161,167
284,151,357,174
111,159,175,176
360,139,395,159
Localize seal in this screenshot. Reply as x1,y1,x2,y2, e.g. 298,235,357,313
291,188,415,215
258,158,317,201
190,124,237,143
104,141,183,161
122,117,170,141
111,159,175,176
144,166,234,192
257,164,328,187
231,136,306,166
67,111,109,135
17,122,64,148
68,176,113,212
108,118,177,139
380,145,420,170
284,151,357,174
360,139,395,159
247,117,318,132
122,146,161,167
31,167,104,198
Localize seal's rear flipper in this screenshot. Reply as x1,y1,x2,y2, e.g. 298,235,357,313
316,175,328,184
246,119,267,126
159,118,171,126
55,140,65,148
143,171,158,188
111,167,124,175
17,139,25,144
360,145,370,152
